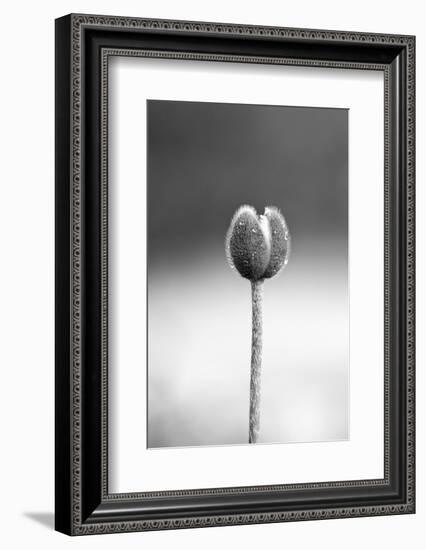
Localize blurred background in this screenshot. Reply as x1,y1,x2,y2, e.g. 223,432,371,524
147,100,348,447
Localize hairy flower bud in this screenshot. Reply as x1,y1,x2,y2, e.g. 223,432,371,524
226,205,290,281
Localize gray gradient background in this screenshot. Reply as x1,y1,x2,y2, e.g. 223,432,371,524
147,100,348,448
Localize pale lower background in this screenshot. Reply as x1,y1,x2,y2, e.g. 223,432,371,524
0,0,423,549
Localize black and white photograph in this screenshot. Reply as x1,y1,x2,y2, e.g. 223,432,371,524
0,0,421,545
147,99,349,448
51,8,415,539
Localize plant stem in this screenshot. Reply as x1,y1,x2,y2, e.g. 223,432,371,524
249,279,263,444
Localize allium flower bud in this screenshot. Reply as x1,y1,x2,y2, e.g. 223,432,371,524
226,205,290,281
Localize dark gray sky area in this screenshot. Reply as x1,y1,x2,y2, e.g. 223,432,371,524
147,100,348,261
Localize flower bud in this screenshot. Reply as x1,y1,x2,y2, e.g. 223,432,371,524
226,205,290,281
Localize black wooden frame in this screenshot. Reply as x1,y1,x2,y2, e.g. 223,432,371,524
55,13,415,535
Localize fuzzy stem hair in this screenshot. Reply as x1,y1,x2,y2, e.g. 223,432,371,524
249,279,263,444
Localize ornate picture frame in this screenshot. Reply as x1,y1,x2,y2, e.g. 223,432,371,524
55,13,415,535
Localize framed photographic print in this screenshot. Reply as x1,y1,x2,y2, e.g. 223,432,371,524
55,14,416,535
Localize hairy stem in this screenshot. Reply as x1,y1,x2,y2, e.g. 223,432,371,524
249,279,263,444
